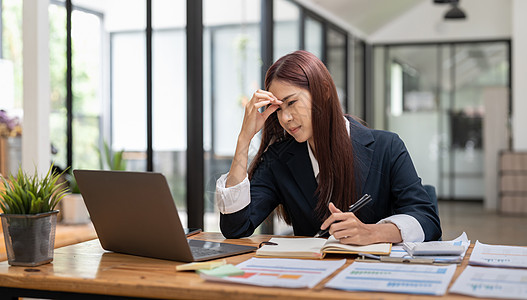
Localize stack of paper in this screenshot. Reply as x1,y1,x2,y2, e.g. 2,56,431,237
388,232,470,263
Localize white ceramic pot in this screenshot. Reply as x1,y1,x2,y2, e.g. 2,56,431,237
61,194,90,224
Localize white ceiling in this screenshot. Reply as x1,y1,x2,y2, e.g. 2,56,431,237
308,0,423,35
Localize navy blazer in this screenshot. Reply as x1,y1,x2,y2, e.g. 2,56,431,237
220,116,442,241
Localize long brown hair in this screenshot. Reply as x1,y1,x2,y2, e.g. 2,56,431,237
248,50,357,223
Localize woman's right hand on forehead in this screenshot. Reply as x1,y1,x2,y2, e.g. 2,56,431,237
239,89,282,142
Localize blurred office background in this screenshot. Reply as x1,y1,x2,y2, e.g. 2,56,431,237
1,0,526,244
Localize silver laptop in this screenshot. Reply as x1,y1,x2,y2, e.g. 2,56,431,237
73,169,256,262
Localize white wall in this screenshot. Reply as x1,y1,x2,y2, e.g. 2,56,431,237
483,87,509,210
512,0,527,151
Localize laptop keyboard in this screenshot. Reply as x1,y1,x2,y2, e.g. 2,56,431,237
188,239,257,260
190,245,225,259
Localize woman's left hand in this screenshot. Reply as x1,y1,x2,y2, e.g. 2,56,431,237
320,202,377,245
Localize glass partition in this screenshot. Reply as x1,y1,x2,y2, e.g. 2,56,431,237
445,43,508,199
379,41,510,200
387,45,440,191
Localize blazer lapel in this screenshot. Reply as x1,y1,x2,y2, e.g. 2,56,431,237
284,142,318,209
281,117,375,206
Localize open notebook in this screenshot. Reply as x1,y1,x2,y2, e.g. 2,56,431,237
256,236,391,259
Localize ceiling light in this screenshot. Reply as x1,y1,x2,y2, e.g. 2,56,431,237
444,4,466,19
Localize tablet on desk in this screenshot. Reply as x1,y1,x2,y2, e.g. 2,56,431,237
73,170,257,262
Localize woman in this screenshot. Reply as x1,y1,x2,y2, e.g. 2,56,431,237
215,50,441,245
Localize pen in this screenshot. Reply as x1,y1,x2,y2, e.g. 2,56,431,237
313,194,373,238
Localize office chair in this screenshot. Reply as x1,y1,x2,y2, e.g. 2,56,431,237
423,184,442,240
423,184,439,216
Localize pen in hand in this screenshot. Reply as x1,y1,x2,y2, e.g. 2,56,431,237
313,194,373,238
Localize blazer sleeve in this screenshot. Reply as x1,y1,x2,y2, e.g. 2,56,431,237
219,149,281,238
388,134,442,241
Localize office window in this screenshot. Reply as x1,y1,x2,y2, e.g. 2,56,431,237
274,0,300,60
47,1,105,171
204,0,261,232
70,3,103,170
0,0,23,174
152,0,187,219
326,27,346,111
48,4,68,169
304,15,323,60
1,0,22,111
352,39,365,118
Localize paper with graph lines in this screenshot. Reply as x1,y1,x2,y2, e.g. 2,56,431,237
469,240,527,268
325,262,456,295
200,257,345,288
450,266,527,299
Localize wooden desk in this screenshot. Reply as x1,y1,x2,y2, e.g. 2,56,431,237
0,232,488,300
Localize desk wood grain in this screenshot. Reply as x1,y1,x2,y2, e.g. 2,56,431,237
0,232,491,299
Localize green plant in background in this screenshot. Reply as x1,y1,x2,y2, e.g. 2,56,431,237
98,141,127,171
235,34,250,107
0,165,70,215
64,171,81,194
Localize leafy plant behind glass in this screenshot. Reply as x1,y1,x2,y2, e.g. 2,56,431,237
97,141,127,171
64,171,81,194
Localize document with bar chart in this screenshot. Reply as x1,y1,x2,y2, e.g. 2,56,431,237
450,266,527,299
325,262,456,295
469,240,527,268
200,258,345,288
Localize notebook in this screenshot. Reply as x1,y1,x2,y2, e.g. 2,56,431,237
256,237,391,259
73,169,257,262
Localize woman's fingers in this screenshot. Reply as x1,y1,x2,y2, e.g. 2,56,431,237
255,89,278,100
330,219,357,236
247,90,282,115
253,100,271,109
320,203,346,230
261,104,280,119
251,90,277,103
328,202,342,213
324,210,362,239
239,89,282,139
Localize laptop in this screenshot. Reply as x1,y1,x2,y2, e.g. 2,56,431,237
73,169,257,262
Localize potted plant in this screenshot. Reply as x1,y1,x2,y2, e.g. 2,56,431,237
0,165,69,266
